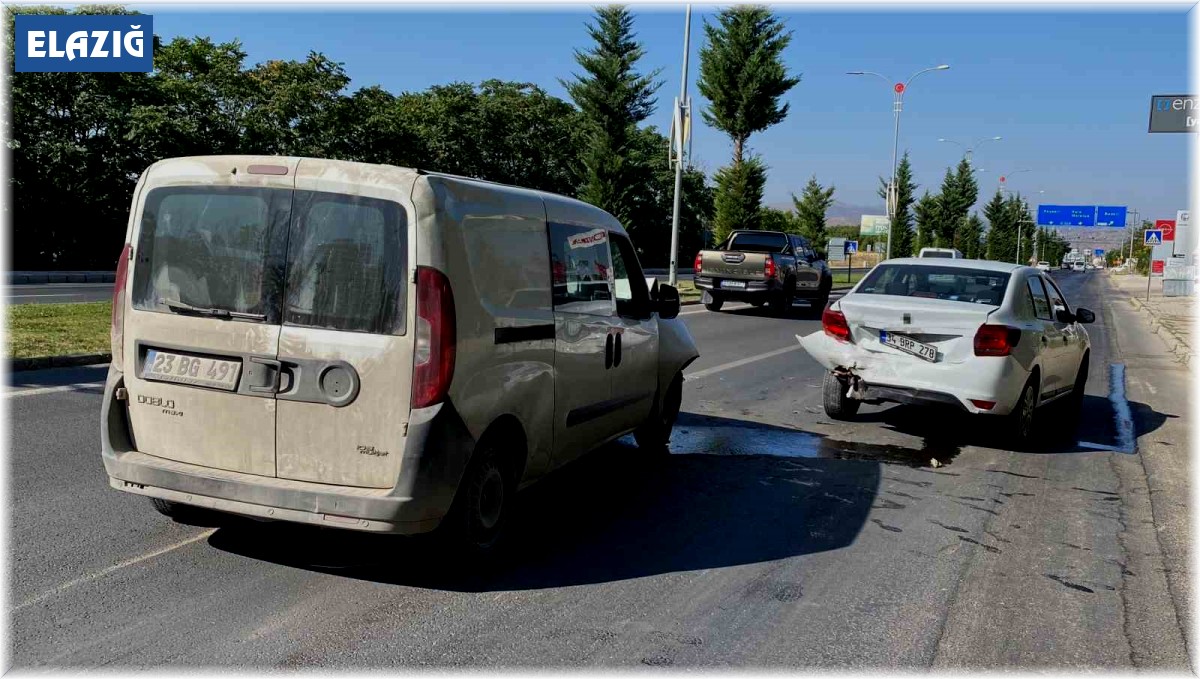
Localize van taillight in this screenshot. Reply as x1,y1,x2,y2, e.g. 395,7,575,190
694,253,702,274
822,308,852,342
974,324,1021,357
110,243,131,371
764,257,776,279
412,266,456,409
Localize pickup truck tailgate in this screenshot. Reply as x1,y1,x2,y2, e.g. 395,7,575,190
700,250,768,280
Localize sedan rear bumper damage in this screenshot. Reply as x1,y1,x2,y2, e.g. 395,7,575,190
799,331,1027,415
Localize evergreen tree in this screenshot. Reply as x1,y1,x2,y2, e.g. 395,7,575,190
914,191,939,251
982,190,1011,260
957,213,985,259
878,151,917,257
792,175,835,256
698,6,799,239
712,156,767,241
562,5,661,227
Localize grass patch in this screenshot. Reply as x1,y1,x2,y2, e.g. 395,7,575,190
830,271,867,288
7,301,112,359
674,279,703,302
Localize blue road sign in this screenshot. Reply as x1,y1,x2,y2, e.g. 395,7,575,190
1095,249,1105,257
845,240,859,254
1037,205,1097,226
1096,206,1128,227
1145,230,1163,246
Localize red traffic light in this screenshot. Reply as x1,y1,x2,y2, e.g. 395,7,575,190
894,83,905,94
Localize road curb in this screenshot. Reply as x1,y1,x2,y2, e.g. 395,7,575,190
10,353,111,372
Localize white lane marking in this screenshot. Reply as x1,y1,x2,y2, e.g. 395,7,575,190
13,528,218,612
686,344,806,381
9,294,82,299
6,382,105,398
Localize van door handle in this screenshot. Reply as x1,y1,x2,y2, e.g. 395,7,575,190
605,333,614,370
614,333,622,368
247,357,282,394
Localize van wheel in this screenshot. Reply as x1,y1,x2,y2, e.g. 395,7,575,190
148,498,225,526
704,293,724,312
150,498,179,517
635,372,683,453
823,371,860,420
440,441,514,559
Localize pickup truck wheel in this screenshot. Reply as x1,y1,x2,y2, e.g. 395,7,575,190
704,293,724,312
822,371,860,420
769,289,793,316
635,372,683,454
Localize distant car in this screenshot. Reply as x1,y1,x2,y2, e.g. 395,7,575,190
1072,262,1086,272
1037,261,1051,272
798,258,1094,447
918,247,964,259
1061,261,1071,270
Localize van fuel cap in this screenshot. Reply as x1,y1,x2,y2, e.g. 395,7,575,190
318,363,359,407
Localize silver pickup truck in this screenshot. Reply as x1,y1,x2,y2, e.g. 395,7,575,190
693,230,832,315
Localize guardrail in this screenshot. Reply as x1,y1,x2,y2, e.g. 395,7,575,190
9,271,115,284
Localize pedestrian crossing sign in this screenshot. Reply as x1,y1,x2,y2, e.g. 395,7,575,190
1144,230,1163,246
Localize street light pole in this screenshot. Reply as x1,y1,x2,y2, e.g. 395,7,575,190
848,64,949,260
667,4,692,288
937,136,1001,165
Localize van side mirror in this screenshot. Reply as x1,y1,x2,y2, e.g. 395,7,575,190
657,284,681,319
1075,307,1095,324
1055,307,1073,323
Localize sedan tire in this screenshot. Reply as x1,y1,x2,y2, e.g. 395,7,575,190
822,371,860,420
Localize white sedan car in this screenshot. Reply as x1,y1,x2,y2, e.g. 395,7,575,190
798,259,1094,445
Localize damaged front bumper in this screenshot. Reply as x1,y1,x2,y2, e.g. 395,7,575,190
798,331,1027,415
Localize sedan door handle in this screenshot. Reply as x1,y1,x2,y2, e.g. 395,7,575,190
605,333,614,370
614,333,623,368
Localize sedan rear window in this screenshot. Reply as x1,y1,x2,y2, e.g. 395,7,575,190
857,265,1011,306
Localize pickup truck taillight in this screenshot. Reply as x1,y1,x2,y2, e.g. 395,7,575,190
694,253,702,274
974,324,1021,357
764,257,776,279
822,308,852,342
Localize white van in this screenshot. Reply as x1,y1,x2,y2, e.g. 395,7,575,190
102,156,700,555
917,247,964,259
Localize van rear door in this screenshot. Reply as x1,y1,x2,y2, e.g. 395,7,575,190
123,158,297,476
273,161,417,489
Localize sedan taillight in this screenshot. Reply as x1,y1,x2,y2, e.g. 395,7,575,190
974,324,1022,357
822,308,852,342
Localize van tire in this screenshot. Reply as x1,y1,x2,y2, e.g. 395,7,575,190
635,372,684,453
148,498,225,526
822,371,860,420
439,440,515,560
704,293,724,312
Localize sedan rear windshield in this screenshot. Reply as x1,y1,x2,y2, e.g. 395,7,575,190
857,265,1011,306
728,232,788,253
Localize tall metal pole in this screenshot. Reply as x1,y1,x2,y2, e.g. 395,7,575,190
667,5,692,288
887,88,901,260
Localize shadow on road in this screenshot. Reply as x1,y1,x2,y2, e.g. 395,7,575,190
207,414,897,592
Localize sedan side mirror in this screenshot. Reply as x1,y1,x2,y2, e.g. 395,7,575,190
657,284,681,319
1075,307,1095,324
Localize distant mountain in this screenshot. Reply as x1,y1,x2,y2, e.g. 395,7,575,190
766,201,882,227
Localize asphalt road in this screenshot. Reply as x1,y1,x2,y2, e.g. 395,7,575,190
8,271,1191,669
7,283,114,305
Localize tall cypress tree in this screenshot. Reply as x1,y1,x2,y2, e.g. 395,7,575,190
914,191,940,251
983,189,1010,260
698,6,800,242
792,175,835,256
878,151,917,257
562,6,661,228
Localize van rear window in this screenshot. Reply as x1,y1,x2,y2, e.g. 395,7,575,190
132,186,407,334
132,187,287,319
285,192,407,334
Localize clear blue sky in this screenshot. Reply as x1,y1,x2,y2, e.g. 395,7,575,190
143,6,1190,222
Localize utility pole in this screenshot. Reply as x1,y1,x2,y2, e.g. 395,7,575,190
667,4,692,287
